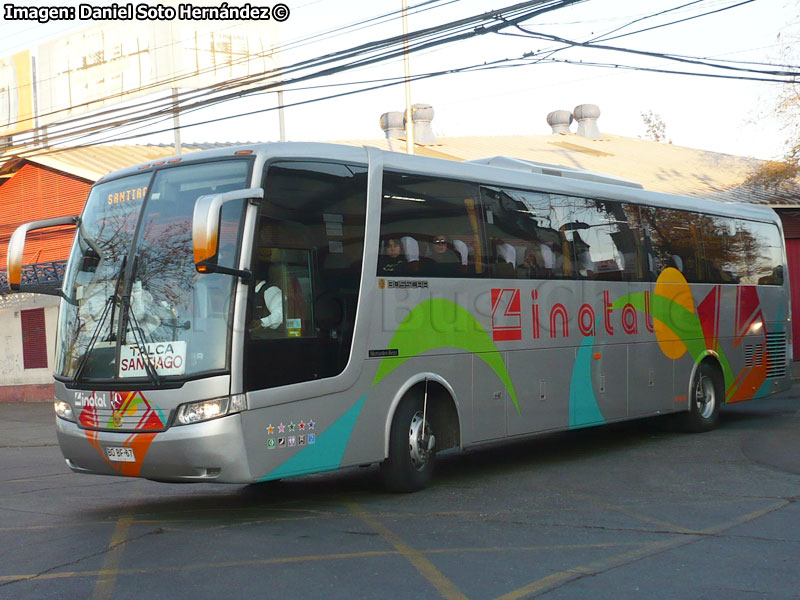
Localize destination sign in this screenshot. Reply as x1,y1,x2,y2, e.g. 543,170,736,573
119,341,187,378
107,186,147,206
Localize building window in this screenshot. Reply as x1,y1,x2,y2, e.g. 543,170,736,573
20,308,48,369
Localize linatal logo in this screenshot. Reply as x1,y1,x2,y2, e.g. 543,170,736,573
491,288,522,341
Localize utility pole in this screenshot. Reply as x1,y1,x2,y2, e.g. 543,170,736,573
172,88,182,155
278,88,286,141
402,0,414,155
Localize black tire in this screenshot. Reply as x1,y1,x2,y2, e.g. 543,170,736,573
681,361,722,433
380,394,436,493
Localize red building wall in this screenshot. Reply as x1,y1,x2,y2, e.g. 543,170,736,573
0,163,90,268
778,211,800,360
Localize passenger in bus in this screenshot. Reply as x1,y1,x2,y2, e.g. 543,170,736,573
518,245,545,279
428,234,461,276
378,238,408,275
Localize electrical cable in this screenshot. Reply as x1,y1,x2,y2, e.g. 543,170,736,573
1,0,459,129
0,0,585,153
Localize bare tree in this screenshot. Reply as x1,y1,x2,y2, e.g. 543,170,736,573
746,16,800,186
640,110,669,143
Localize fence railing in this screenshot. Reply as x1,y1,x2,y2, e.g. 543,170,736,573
0,260,68,295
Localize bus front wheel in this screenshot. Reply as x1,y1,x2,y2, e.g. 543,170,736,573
681,361,722,433
380,395,436,493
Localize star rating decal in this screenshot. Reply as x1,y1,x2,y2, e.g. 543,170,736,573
269,419,316,447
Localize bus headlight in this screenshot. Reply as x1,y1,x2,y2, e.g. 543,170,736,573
54,400,75,422
175,394,247,425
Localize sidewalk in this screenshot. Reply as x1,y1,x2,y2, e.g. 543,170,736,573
0,383,53,403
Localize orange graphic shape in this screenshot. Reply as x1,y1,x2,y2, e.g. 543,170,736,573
653,267,694,359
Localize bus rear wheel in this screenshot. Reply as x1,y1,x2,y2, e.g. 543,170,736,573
681,361,722,433
380,395,436,493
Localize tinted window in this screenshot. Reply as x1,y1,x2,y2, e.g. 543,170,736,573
738,220,784,285
700,217,742,284
379,172,483,277
481,187,572,279
565,197,640,281
245,161,367,390
639,207,704,282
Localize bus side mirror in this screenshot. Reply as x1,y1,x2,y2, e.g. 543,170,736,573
6,216,79,295
192,187,263,281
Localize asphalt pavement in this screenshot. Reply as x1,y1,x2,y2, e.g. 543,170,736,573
1,388,799,600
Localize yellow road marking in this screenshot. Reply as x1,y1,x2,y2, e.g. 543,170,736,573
0,542,644,584
493,499,789,600
0,499,786,594
89,513,134,600
0,498,765,533
541,483,697,534
345,501,469,600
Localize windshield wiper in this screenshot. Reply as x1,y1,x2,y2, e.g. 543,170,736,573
123,296,161,386
72,255,127,384
118,254,161,386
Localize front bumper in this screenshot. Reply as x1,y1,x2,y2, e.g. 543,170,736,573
56,413,253,483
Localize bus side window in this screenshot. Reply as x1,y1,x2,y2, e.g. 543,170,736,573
640,206,703,282
379,172,483,277
481,187,569,280
565,197,638,282
738,220,785,285
700,216,741,284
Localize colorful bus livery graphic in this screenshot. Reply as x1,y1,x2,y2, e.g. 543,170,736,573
76,390,165,476
487,267,780,409
76,390,166,432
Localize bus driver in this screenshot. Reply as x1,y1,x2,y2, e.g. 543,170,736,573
249,245,285,338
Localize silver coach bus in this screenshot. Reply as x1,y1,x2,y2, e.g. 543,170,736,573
6,143,792,491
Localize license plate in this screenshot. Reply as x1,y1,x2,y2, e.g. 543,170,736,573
106,446,135,462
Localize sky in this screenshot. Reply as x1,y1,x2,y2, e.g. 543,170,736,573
1,0,798,160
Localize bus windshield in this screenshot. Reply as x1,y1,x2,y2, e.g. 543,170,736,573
57,159,250,382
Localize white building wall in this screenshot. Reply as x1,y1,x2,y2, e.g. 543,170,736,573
0,294,60,386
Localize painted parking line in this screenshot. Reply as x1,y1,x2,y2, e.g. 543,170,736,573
492,499,789,600
90,513,134,600
1,500,785,594
345,501,469,600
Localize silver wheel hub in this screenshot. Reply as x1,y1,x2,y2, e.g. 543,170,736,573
695,375,716,419
408,411,435,471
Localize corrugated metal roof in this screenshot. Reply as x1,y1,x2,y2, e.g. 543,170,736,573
2,135,798,205
0,145,206,182
0,142,259,182
337,134,800,206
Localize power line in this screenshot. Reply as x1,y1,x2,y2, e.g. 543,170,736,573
538,56,800,83
1,0,458,128
591,0,756,43
500,0,769,70
0,0,586,154
3,0,794,157
514,30,800,78
0,0,526,137
14,39,797,161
